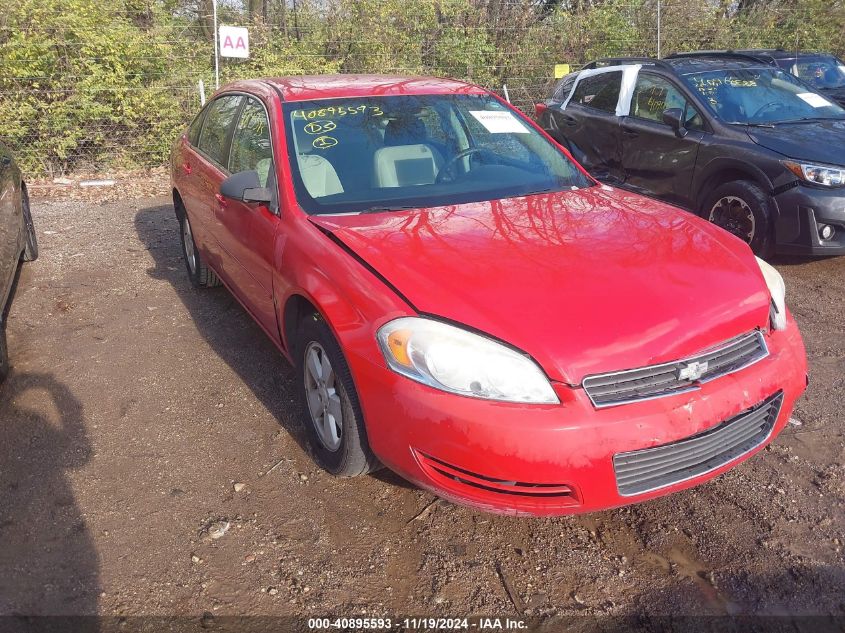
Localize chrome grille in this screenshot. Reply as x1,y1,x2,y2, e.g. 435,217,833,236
582,331,768,408
613,391,783,496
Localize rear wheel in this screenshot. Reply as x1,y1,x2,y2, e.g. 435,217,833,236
703,180,774,257
178,211,220,288
295,314,378,477
21,186,38,262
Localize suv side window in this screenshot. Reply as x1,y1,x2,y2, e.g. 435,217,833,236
197,95,243,166
632,74,704,131
229,97,274,187
570,71,622,113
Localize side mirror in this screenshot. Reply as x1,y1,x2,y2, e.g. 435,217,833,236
220,170,273,204
661,108,688,137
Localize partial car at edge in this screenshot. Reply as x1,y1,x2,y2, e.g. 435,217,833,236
171,74,807,516
0,140,38,382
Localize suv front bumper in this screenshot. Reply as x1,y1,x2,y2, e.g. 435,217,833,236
773,184,845,255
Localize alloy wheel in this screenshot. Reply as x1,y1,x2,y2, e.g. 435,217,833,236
708,196,756,244
303,341,343,452
182,217,197,275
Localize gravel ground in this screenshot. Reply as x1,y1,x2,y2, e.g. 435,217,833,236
0,196,843,625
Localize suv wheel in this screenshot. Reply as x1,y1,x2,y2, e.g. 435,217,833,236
703,181,773,257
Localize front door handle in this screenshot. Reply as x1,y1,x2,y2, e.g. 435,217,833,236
215,193,229,208
559,114,578,126
622,127,639,138
182,162,192,175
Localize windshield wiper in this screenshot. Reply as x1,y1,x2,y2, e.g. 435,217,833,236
775,117,834,124
359,205,418,214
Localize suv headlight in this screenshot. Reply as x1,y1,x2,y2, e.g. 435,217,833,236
783,160,845,187
377,317,559,404
755,257,787,331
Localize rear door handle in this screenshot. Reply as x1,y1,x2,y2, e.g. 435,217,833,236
215,193,228,208
622,127,639,138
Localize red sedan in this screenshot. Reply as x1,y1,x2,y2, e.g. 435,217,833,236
170,75,807,516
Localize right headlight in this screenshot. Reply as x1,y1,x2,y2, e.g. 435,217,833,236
376,317,559,404
755,256,787,331
782,160,845,187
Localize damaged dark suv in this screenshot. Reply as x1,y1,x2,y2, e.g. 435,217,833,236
536,52,845,257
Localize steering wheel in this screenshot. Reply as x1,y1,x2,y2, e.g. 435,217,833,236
752,101,787,119
435,148,484,184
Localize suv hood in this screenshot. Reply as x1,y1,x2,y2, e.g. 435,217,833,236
312,188,770,384
746,118,845,164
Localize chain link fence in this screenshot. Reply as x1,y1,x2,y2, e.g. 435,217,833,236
0,0,842,178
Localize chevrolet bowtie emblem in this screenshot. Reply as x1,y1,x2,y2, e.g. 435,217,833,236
677,360,709,382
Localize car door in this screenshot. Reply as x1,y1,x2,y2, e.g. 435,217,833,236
189,94,244,270
553,70,624,181
215,95,281,341
619,72,706,207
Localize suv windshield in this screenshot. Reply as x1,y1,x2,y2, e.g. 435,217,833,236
282,94,591,215
777,55,845,90
682,67,845,124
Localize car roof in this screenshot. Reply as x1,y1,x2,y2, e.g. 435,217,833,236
584,55,776,76
222,74,488,103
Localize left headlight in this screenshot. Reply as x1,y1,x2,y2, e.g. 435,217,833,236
755,256,787,331
783,160,845,187
376,317,559,404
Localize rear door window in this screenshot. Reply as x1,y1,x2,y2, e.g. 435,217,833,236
197,95,244,167
570,72,623,113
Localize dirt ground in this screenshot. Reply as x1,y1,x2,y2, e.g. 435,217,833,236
1,194,843,626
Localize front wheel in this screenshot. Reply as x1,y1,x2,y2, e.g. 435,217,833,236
702,180,774,258
296,315,378,477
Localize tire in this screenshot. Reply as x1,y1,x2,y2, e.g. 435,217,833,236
702,180,774,258
21,186,38,262
177,210,220,288
0,328,9,384
295,313,378,477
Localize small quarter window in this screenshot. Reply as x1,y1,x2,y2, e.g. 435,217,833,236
570,72,623,113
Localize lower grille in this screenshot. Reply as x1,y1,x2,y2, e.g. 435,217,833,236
583,331,768,408
613,391,783,496
416,451,578,501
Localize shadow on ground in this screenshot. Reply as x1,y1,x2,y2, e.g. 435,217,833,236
133,203,311,458
0,371,99,629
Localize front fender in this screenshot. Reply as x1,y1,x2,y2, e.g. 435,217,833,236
274,217,414,368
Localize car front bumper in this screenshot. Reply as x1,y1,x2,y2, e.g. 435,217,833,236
773,183,845,255
347,321,807,516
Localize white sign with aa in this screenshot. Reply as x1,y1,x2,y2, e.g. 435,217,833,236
219,26,249,59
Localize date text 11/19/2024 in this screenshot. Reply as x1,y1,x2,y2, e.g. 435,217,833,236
307,617,529,630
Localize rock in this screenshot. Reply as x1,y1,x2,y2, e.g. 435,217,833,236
233,482,246,492
268,587,278,595
191,554,202,564
208,520,230,539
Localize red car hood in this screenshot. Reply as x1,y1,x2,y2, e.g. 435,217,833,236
312,187,770,384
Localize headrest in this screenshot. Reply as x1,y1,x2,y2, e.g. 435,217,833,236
384,117,426,146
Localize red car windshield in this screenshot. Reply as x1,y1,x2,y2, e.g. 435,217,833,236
282,94,592,215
